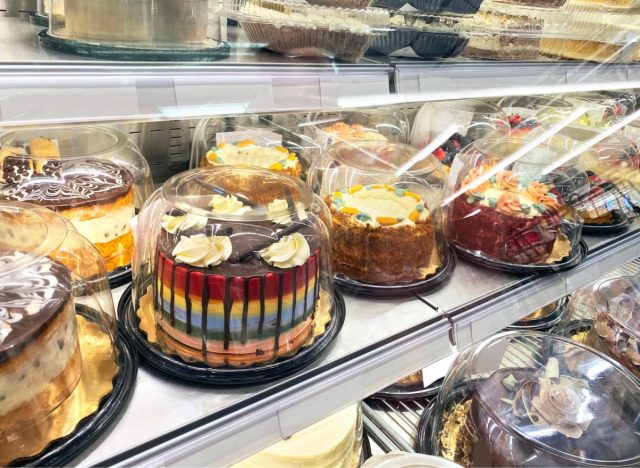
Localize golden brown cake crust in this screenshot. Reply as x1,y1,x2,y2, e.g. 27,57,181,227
329,200,434,284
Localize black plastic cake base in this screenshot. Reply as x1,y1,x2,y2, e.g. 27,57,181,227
118,284,345,385
39,30,231,62
454,239,587,275
29,14,49,27
335,245,456,297
582,212,630,235
505,297,568,332
9,306,138,467
370,377,444,401
109,265,132,288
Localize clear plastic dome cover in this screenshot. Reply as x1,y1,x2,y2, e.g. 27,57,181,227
305,108,411,150
532,125,640,225
0,201,116,463
0,125,153,273
409,99,510,167
133,166,334,366
445,138,588,266
496,95,576,137
190,114,314,179
566,91,632,128
432,331,640,467
561,275,640,380
309,140,447,285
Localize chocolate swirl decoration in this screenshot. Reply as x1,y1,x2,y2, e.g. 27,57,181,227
0,159,134,210
0,251,72,361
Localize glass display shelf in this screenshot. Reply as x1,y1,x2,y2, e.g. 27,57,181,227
3,16,640,125
65,220,640,466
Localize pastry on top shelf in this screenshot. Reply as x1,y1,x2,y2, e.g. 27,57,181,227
137,166,333,366
0,126,152,273
427,332,640,467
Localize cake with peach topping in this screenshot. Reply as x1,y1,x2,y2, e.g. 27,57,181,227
449,165,563,264
201,140,302,178
326,184,434,284
320,122,388,142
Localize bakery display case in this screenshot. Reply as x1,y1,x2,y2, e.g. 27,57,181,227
0,125,153,287
0,201,136,466
309,139,453,295
445,137,589,273
125,165,343,383
5,0,640,462
418,331,640,467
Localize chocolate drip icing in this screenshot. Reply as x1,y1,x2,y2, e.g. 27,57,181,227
259,277,265,335
274,273,283,352
303,261,309,319
313,253,320,319
223,278,232,350
159,256,166,315
291,269,297,329
185,271,192,334
169,263,177,326
241,278,249,344
153,246,160,310
201,275,209,356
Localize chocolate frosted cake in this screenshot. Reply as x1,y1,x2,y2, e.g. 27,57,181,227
0,156,135,272
449,165,562,264
326,184,434,284
0,251,81,439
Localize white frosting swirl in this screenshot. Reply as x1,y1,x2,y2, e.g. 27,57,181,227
268,198,289,213
172,234,232,267
259,233,310,269
161,213,208,234
209,194,252,215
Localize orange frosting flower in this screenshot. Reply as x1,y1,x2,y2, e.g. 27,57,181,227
462,166,490,195
495,170,519,191
540,194,561,212
527,181,550,201
496,192,523,216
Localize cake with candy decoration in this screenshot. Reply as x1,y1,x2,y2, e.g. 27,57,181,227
154,194,321,365
201,140,303,178
326,184,434,284
449,165,563,264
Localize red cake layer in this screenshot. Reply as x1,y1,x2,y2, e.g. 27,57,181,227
449,197,561,264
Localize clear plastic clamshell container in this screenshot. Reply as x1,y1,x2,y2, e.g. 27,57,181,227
425,331,640,467
369,12,469,59
537,125,640,225
445,138,588,268
304,108,410,153
133,166,335,366
372,0,484,15
410,99,510,168
566,91,635,128
233,403,363,467
561,276,640,380
566,0,640,11
497,95,576,137
189,113,315,178
0,126,153,274
221,0,390,62
309,140,448,286
0,202,117,465
50,0,213,48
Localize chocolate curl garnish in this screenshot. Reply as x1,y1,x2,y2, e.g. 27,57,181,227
194,178,254,207
234,188,306,263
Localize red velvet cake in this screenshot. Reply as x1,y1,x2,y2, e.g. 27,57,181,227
449,165,563,264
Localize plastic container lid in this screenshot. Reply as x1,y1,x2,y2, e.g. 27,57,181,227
593,276,640,340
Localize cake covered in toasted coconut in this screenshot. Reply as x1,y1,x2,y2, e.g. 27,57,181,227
326,184,434,284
